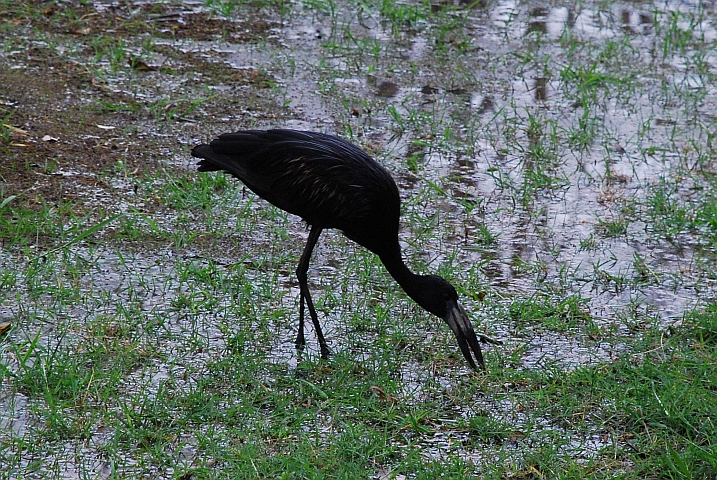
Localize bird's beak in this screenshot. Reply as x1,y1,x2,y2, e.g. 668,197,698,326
443,299,485,370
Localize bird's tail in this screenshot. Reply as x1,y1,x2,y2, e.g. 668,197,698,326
192,130,285,178
193,144,226,172
191,143,251,182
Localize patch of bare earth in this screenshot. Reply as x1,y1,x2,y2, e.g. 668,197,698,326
0,1,285,213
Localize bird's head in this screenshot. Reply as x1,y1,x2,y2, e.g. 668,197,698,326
417,276,485,370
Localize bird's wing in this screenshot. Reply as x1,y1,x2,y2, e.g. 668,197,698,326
193,130,399,229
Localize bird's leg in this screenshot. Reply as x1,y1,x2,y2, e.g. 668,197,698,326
295,226,331,359
296,290,307,350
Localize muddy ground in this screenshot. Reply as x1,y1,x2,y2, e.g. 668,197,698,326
1,1,286,219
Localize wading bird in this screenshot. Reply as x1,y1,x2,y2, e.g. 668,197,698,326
192,129,486,369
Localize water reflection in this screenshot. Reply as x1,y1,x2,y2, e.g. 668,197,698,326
470,93,494,113
527,6,549,35
620,9,653,35
488,1,675,39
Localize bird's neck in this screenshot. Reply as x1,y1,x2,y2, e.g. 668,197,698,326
379,247,426,308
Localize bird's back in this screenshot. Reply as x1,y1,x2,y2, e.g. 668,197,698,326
192,130,401,255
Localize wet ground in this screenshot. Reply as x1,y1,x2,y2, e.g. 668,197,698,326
1,0,716,477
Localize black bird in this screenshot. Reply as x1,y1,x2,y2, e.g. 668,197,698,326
192,129,485,370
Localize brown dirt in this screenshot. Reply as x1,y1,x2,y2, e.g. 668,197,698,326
0,0,287,213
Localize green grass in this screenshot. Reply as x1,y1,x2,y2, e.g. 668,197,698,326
508,293,591,332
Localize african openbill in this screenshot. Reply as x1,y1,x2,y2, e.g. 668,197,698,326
192,129,486,370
